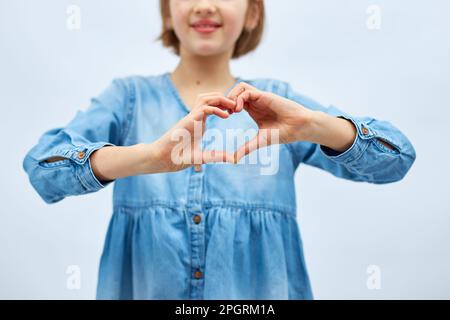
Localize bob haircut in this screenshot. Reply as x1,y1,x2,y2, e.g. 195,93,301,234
157,0,265,59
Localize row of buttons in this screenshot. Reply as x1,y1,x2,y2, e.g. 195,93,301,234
187,161,205,297
193,213,202,279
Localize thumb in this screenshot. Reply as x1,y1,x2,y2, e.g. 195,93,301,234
233,130,271,164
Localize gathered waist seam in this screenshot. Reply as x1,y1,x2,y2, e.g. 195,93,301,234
113,200,296,217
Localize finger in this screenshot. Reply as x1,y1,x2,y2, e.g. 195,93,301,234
234,137,260,163
217,105,235,115
202,96,237,111
235,89,262,113
202,150,235,164
226,82,255,101
237,96,245,113
192,142,203,165
197,92,238,111
235,93,248,113
234,131,270,163
226,85,245,101
202,106,230,119
240,90,261,102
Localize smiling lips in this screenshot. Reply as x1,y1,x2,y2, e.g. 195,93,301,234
191,19,222,34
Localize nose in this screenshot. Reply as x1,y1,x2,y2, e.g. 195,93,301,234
193,0,217,16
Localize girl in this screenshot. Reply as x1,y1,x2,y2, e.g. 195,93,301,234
23,0,416,299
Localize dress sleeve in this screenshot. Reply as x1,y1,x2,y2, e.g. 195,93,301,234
279,81,416,184
22,78,133,203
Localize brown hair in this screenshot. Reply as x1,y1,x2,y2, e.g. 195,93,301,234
157,0,265,59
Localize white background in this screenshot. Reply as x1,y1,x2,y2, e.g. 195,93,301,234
1,0,449,299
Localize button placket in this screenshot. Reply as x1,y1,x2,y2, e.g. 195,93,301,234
186,165,206,299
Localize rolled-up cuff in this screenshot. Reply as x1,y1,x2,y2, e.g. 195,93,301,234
73,142,115,192
36,141,115,192
319,106,374,164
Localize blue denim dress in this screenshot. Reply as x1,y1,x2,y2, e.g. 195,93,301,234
22,72,416,299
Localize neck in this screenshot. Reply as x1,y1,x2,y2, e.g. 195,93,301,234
171,47,236,88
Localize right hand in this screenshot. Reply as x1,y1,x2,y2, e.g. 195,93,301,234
145,93,239,173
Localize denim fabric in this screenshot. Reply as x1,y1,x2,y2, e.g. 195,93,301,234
22,72,416,299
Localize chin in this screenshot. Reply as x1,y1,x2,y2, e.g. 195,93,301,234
191,44,228,57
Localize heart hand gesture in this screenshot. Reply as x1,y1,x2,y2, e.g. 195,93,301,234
151,93,238,172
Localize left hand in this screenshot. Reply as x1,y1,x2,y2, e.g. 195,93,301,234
227,82,315,162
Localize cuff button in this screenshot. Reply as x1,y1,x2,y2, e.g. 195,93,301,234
77,151,86,159
362,127,369,135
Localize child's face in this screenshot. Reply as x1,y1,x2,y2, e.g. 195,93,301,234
168,0,257,57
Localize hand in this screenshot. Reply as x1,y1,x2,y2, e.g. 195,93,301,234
227,82,315,162
149,93,239,173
